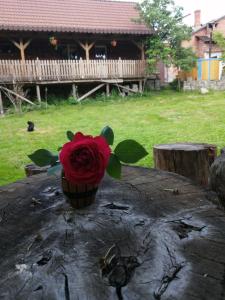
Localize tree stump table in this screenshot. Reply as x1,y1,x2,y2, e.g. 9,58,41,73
0,166,225,300
153,143,217,186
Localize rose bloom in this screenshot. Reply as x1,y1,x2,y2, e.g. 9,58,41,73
59,132,111,185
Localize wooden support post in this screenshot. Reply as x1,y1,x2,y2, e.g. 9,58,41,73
154,143,217,186
11,38,31,61
0,89,4,115
0,86,35,106
79,41,95,60
113,84,137,94
77,83,105,102
72,84,77,99
106,83,110,97
139,80,143,93
132,41,145,60
141,46,145,61
36,85,41,103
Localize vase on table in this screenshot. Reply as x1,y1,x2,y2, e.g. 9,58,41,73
61,171,98,209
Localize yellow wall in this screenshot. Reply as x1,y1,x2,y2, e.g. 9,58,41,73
202,60,209,80
178,59,220,81
202,60,220,80
210,60,220,80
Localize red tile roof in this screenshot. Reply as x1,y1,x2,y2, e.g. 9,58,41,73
0,0,151,35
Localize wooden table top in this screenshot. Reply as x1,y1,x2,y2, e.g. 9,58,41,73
0,166,224,300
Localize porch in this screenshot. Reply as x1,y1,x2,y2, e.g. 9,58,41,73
0,59,147,84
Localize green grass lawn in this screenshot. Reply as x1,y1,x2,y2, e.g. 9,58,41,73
1,90,225,186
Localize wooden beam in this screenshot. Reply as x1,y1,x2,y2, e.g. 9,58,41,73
101,79,124,83
79,41,95,60
12,40,20,49
23,39,31,50
0,86,35,105
36,85,41,103
132,41,145,60
11,38,31,60
77,83,105,102
1,88,18,112
0,90,4,115
113,84,138,94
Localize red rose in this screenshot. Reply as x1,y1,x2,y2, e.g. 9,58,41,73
59,132,111,185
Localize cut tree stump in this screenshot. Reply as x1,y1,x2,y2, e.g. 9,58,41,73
210,151,225,207
0,166,224,300
154,143,217,186
24,163,48,177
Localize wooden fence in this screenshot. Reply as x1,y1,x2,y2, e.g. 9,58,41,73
0,59,147,83
178,68,198,81
178,58,222,81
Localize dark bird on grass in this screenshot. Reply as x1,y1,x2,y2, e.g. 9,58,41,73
27,121,35,132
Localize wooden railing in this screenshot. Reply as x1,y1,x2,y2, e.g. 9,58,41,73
0,59,147,83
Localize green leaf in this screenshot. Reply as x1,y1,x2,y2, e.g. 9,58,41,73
67,131,74,141
100,126,114,145
47,163,62,176
106,154,121,179
115,140,148,164
28,149,58,167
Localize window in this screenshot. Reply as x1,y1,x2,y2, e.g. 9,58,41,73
204,52,222,59
68,45,80,60
59,44,80,59
95,46,107,59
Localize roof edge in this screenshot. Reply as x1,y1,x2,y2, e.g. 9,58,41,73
193,14,225,34
0,25,151,35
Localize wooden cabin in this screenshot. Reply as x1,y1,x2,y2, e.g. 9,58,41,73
0,0,153,102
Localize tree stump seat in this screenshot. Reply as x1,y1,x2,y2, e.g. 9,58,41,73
0,166,224,300
24,163,48,177
154,143,217,186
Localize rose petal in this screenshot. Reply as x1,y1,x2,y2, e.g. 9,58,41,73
60,132,111,185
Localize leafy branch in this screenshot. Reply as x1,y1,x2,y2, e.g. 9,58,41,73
137,0,196,73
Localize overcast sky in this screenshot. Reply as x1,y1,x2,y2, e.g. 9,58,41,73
174,0,225,26
119,0,225,26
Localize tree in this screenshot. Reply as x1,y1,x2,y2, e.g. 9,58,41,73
137,0,196,73
213,32,225,61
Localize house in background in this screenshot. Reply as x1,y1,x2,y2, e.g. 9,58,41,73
180,10,225,82
0,0,156,103
184,10,225,59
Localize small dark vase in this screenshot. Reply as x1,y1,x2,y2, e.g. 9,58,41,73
61,172,98,209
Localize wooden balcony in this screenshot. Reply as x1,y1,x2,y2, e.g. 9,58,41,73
0,59,147,84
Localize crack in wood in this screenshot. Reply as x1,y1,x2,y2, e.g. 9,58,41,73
219,263,225,299
154,245,184,299
103,203,129,211
36,249,53,266
116,287,123,300
33,285,43,292
0,209,9,225
169,220,206,239
64,273,70,300
154,263,184,299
